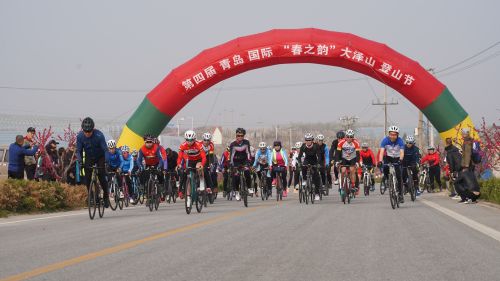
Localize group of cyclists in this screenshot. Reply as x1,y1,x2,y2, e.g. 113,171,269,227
76,116,445,216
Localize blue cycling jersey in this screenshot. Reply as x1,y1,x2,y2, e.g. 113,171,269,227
106,149,122,168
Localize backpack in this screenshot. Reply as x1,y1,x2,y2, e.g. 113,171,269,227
471,141,482,164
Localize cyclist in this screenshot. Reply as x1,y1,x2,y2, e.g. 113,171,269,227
177,130,207,205
402,136,421,196
359,142,376,191
76,117,110,208
330,131,345,185
290,142,302,191
269,140,289,197
138,134,165,195
378,126,405,203
200,132,217,194
119,145,135,202
335,129,360,194
253,141,272,196
298,133,322,201
218,144,231,197
316,134,331,191
229,128,252,201
106,139,123,189
420,146,442,192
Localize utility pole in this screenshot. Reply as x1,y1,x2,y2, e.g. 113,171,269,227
372,85,398,136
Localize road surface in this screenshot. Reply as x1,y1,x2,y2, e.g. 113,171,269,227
1,191,499,281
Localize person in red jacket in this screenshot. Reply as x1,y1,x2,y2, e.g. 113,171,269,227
218,144,231,196
177,130,207,200
359,143,376,190
420,146,442,192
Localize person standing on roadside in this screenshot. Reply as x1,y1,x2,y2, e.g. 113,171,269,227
8,135,39,179
24,127,37,180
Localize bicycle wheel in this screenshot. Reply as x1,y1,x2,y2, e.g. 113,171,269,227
109,180,118,211
97,183,105,218
138,183,145,205
380,178,386,195
340,177,346,204
147,179,154,212
346,179,351,204
154,183,160,211
185,174,193,214
363,176,369,196
260,178,265,201
117,186,124,210
196,190,205,213
408,171,416,202
388,177,396,209
88,180,97,220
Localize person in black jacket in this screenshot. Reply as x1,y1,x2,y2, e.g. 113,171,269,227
444,138,462,198
329,131,345,185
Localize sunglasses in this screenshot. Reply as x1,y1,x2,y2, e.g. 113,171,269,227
236,134,244,137
346,136,354,139
145,141,153,144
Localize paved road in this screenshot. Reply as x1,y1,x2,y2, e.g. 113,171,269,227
1,190,499,281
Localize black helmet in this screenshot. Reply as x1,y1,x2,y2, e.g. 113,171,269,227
273,140,282,147
236,128,246,135
143,133,154,142
81,117,95,132
336,130,345,139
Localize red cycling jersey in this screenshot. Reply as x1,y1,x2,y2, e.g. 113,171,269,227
359,149,376,166
421,152,440,167
140,143,162,166
177,141,207,166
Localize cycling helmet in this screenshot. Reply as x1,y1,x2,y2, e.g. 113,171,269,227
131,150,138,157
345,129,355,137
184,130,196,140
336,130,345,139
258,142,266,148
361,142,368,148
304,133,314,141
295,142,303,149
273,140,282,147
81,117,95,132
317,134,325,141
405,135,415,144
202,132,212,141
427,146,435,150
388,125,400,134
236,128,246,135
121,145,130,153
107,139,116,149
143,133,154,142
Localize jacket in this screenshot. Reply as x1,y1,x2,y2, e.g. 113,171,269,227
76,130,108,163
269,149,289,166
8,143,38,173
445,144,462,173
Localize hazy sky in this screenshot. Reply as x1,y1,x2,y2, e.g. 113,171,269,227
1,0,499,132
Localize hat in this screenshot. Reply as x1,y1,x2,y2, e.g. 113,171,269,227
27,127,36,133
49,140,59,145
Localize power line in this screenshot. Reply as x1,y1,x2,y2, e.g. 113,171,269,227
435,41,500,74
437,51,500,78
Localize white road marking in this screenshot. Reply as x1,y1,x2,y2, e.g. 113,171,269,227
421,199,500,243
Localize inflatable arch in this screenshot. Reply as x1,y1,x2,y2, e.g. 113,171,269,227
118,28,474,150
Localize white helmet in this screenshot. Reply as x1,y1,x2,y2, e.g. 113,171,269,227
202,132,211,141
107,139,116,149
427,146,435,150
184,130,196,140
388,125,400,134
295,142,303,149
361,142,368,148
405,135,415,143
121,145,130,152
304,133,314,141
345,129,355,137
317,134,325,141
258,142,267,148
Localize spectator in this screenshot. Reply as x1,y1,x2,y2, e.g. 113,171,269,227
63,144,77,185
460,128,475,173
24,127,37,180
444,137,462,198
38,140,61,181
8,135,38,179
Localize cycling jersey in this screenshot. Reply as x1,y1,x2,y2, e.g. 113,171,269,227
218,150,230,170
106,149,122,169
360,148,376,166
269,149,288,167
421,152,440,167
337,139,360,161
177,141,207,166
76,129,108,163
380,137,404,159
200,141,215,165
229,139,251,166
317,143,330,166
138,144,163,169
403,145,421,166
120,154,134,173
253,148,271,167
298,143,320,165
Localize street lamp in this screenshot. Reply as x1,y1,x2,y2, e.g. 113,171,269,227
176,117,185,137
